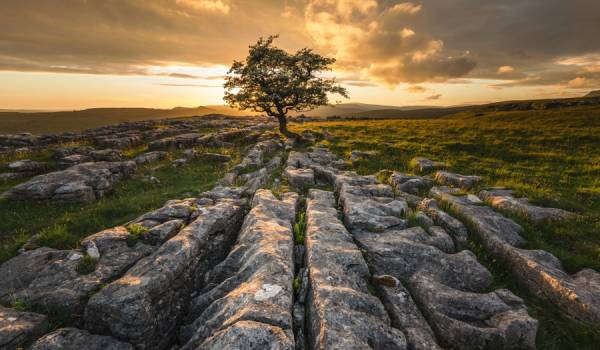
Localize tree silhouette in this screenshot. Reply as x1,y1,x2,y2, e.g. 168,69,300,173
224,35,348,138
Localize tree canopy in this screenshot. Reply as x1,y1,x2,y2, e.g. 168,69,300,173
224,35,348,137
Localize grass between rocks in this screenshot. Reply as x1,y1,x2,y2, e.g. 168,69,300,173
289,105,600,348
0,143,243,264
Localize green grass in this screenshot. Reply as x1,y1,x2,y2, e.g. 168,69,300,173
75,255,98,275
0,151,238,263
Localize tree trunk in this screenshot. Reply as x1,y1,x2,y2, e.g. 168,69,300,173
276,114,300,139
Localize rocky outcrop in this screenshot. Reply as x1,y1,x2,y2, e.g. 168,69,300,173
181,190,297,350
305,189,406,349
418,198,469,249
133,150,169,165
339,184,407,232
95,135,141,149
479,188,579,223
85,198,246,349
433,186,600,326
389,172,433,195
7,159,46,173
29,327,133,350
0,306,48,350
434,171,482,189
2,161,136,202
148,133,204,150
410,157,445,173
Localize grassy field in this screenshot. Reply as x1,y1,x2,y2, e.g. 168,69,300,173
290,104,600,349
0,142,244,264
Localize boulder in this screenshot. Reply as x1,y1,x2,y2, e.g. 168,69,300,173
89,149,123,162
2,161,136,203
133,151,168,165
479,188,579,223
419,198,469,249
181,190,296,350
434,171,482,189
85,198,247,349
305,189,406,349
284,167,315,190
339,184,407,232
0,306,48,349
410,157,445,173
7,159,46,173
29,327,133,350
389,172,433,195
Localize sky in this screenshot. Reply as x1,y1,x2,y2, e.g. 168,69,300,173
1,0,599,110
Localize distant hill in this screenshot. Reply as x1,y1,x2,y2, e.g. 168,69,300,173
2,96,600,134
585,90,600,98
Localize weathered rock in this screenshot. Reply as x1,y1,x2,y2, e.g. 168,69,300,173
410,157,445,173
89,149,123,162
57,154,92,168
0,306,48,350
85,198,247,349
143,219,184,245
200,186,246,200
133,151,168,165
434,171,482,189
181,190,296,350
284,167,315,190
0,227,153,320
409,273,537,349
433,186,600,326
479,188,579,223
419,198,469,249
389,172,433,195
29,327,133,350
339,184,407,232
305,189,406,349
96,135,141,149
2,161,136,203
414,211,434,229
148,133,203,150
7,159,46,173
293,303,306,350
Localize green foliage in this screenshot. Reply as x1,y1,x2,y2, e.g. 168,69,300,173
35,224,79,250
224,35,348,136
294,212,306,245
11,299,32,312
75,255,98,275
126,224,150,247
293,275,301,293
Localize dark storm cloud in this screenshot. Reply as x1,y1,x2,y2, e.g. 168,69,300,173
1,0,599,88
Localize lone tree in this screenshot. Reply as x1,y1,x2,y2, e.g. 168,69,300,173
224,36,348,138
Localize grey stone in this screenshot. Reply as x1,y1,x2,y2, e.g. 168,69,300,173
414,211,434,229
389,172,433,195
284,167,315,190
305,189,407,350
29,327,133,350
419,198,470,249
339,184,407,232
294,245,305,268
0,227,152,320
0,306,48,350
172,158,187,167
7,159,45,173
434,171,482,189
181,190,296,350
433,186,600,326
2,161,136,203
89,149,123,162
479,189,579,223
143,219,184,245
84,198,246,349
133,151,168,165
350,150,378,162
410,157,445,173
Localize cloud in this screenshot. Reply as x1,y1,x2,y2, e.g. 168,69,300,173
389,2,422,15
305,0,476,85
406,85,427,93
158,83,221,87
497,65,515,74
175,0,230,14
426,93,442,100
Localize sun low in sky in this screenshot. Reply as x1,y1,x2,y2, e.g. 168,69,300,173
1,0,599,110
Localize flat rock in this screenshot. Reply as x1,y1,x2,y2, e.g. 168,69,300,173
305,189,406,349
284,167,315,191
389,172,433,195
181,190,296,350
434,171,482,189
433,186,600,326
339,184,407,232
2,161,136,203
479,189,579,223
85,198,246,349
0,306,48,350
7,159,46,173
419,198,469,249
133,151,168,165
